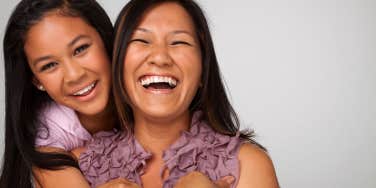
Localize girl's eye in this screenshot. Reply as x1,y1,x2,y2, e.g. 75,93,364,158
171,41,191,46
129,38,149,44
73,44,90,56
40,62,58,72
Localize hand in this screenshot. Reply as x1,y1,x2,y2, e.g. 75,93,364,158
174,171,235,188
96,178,141,188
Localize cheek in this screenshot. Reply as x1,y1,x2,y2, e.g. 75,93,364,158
39,77,63,100
175,50,202,82
123,56,137,92
123,48,146,78
89,47,111,72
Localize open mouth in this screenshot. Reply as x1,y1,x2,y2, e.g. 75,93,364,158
139,75,178,90
73,81,97,96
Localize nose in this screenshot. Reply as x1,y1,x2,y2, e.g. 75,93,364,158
147,44,173,67
63,60,86,84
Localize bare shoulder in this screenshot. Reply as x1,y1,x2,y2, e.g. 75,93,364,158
236,143,279,188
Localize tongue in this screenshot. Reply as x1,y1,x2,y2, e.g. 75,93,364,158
148,83,171,89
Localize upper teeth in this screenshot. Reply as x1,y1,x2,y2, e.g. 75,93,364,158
140,76,177,87
74,82,96,96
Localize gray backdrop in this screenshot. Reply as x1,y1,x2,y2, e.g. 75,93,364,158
0,0,375,187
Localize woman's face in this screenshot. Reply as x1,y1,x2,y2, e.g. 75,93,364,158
123,2,202,121
24,13,111,116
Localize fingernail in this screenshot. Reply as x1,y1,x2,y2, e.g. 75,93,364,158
225,176,235,184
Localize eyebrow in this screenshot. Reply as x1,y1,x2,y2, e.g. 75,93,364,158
32,35,90,66
134,28,151,33
171,30,194,36
134,28,194,37
32,55,53,66
68,34,90,48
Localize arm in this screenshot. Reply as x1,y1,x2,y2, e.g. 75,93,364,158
33,166,91,188
236,143,279,188
33,147,91,188
34,168,138,188
34,147,136,188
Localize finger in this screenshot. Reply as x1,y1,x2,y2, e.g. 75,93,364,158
214,176,235,188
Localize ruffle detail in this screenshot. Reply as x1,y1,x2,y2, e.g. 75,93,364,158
78,111,242,188
79,130,152,188
162,111,242,188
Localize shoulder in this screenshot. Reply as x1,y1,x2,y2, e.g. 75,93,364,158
238,143,273,168
237,143,279,188
35,102,90,150
39,102,76,123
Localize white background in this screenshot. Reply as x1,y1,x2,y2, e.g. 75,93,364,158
0,0,375,187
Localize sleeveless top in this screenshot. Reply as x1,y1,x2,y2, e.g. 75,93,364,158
35,102,92,150
79,112,244,188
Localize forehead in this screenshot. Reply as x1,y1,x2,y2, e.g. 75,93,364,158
137,2,195,31
24,13,94,47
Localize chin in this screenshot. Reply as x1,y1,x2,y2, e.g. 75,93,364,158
140,107,188,120
79,103,108,116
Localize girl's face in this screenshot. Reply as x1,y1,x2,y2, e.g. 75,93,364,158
123,2,202,122
24,13,111,116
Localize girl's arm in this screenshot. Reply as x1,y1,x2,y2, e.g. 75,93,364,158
33,166,91,188
236,143,279,188
33,147,91,188
34,147,136,188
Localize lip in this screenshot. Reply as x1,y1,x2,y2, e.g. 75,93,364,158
69,81,99,101
142,86,175,94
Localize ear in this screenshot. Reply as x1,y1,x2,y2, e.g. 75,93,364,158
32,77,45,91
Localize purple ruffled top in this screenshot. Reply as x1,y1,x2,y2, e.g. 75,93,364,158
79,112,243,188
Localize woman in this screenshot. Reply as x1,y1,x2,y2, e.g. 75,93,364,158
78,0,279,188
0,0,117,187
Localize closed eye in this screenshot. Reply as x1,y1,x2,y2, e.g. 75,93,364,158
40,62,58,72
171,41,192,46
129,38,149,44
73,44,90,56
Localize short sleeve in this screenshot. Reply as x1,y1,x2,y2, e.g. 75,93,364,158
35,102,92,151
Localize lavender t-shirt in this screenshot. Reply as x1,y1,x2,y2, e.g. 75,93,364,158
35,102,92,151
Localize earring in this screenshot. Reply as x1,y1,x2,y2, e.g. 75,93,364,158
38,85,45,91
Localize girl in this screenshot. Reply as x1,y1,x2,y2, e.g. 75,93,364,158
0,0,116,187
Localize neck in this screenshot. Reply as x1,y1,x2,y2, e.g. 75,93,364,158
77,104,115,135
134,111,191,155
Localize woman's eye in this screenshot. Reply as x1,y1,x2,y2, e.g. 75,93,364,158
40,62,58,72
73,44,90,56
129,38,149,44
171,41,191,46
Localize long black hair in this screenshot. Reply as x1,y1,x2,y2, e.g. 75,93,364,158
0,0,113,187
112,0,264,148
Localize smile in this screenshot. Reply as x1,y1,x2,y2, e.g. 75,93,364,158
73,81,97,96
139,75,178,89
